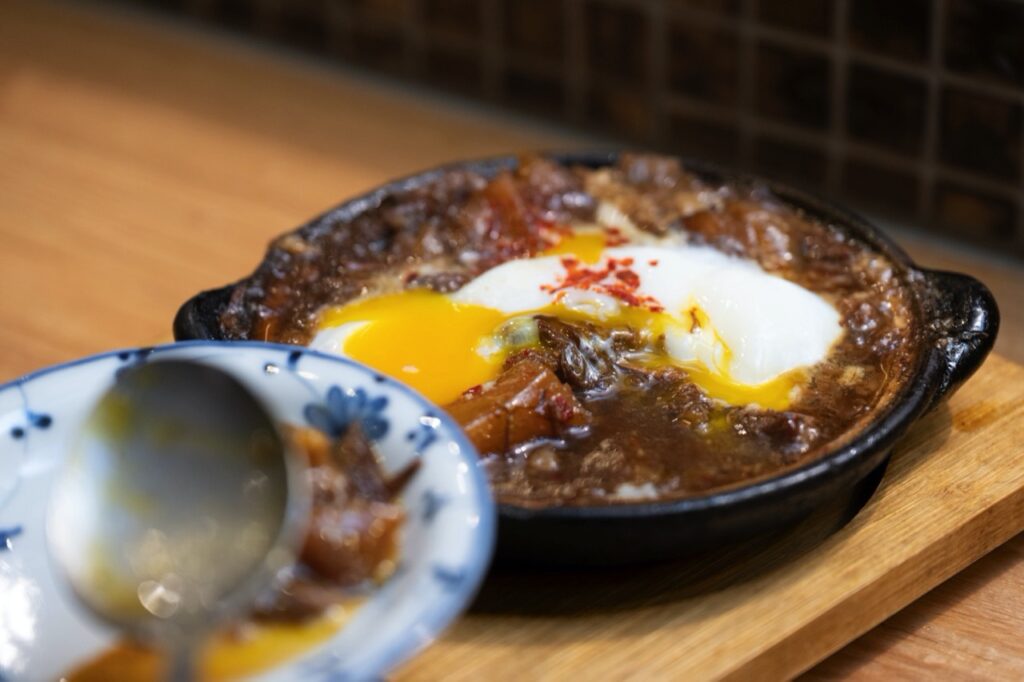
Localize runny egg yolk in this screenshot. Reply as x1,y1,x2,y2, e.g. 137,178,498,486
671,307,803,410
318,290,508,405
541,230,607,264
315,289,804,410
669,361,803,411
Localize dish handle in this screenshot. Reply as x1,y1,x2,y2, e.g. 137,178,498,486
173,285,235,341
921,269,999,408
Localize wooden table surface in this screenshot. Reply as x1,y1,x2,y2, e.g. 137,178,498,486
2,1,1022,678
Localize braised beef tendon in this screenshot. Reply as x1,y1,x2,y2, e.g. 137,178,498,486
218,154,919,507
445,355,591,455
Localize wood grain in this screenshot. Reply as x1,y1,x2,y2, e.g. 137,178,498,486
806,538,1024,680
2,2,1024,678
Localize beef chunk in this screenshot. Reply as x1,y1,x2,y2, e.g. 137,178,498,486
445,357,591,455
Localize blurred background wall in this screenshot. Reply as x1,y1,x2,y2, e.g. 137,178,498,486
110,0,1024,259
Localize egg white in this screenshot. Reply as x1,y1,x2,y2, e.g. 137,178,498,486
310,233,844,407
449,243,842,386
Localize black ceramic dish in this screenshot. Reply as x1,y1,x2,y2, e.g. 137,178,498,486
174,152,999,566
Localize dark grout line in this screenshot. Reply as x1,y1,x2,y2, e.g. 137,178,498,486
565,0,587,125
649,0,668,141
919,0,946,221
420,26,481,54
405,0,426,78
826,0,850,195
736,0,758,169
481,0,502,102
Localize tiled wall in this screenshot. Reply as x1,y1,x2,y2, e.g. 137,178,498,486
136,0,1024,257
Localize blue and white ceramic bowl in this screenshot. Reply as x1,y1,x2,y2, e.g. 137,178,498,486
0,341,495,681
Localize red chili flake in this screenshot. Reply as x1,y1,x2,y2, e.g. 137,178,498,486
604,227,629,247
648,259,659,266
614,270,640,288
540,253,663,312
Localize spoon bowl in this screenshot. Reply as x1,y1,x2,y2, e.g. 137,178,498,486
47,360,307,678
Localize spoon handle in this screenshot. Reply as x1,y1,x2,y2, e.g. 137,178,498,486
167,641,197,682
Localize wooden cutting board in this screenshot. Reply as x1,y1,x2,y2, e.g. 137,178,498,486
396,354,1024,680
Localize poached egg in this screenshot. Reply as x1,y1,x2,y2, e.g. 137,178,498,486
310,228,843,409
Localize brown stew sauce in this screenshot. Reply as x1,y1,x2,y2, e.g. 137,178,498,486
219,155,920,507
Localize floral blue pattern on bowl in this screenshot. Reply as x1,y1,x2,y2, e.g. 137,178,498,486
0,341,495,681
304,386,391,441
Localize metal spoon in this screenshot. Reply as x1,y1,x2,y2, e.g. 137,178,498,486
47,359,308,681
